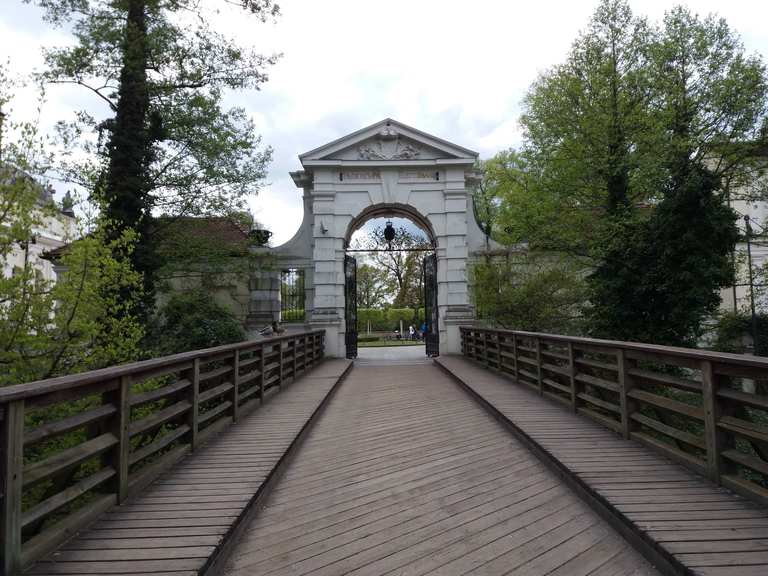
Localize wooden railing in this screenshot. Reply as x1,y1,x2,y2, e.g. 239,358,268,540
460,327,768,507
0,330,324,575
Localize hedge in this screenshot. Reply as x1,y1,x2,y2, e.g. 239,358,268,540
357,307,425,332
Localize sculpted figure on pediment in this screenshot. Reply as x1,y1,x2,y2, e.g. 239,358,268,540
356,137,422,160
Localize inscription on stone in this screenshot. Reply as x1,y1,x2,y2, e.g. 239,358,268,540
400,169,437,179
343,170,381,180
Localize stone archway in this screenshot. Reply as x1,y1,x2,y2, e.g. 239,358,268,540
262,118,491,357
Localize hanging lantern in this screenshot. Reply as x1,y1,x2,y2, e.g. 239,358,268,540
384,220,396,250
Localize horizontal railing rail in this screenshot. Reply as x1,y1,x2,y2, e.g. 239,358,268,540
0,330,325,575
460,326,768,507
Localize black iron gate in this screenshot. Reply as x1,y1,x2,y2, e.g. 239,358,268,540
423,252,439,357
344,254,358,359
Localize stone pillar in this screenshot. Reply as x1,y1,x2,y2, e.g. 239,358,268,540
308,169,344,357
246,268,280,331
439,167,474,354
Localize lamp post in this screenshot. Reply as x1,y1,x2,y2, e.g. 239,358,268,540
744,215,759,354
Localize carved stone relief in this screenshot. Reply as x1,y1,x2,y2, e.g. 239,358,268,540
356,127,423,160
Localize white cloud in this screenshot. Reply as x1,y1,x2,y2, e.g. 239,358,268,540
3,0,768,244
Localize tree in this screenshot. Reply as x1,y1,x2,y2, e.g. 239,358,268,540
490,1,767,346
361,225,430,311
589,166,738,345
471,251,587,334
0,72,143,385
519,0,654,256
32,0,280,319
588,6,765,345
356,263,389,309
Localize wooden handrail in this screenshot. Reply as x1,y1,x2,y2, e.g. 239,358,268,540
0,330,325,575
460,326,768,508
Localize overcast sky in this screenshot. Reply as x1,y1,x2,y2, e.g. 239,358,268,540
2,0,767,245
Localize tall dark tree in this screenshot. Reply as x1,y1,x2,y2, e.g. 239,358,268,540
32,0,280,319
99,0,154,312
589,167,738,345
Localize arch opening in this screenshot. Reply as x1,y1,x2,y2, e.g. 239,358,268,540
342,206,439,360
344,203,436,248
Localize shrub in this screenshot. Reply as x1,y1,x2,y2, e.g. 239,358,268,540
148,290,245,355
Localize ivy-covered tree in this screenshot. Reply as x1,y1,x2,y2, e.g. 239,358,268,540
31,0,280,319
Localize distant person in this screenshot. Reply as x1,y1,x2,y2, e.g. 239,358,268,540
409,325,415,340
421,322,427,340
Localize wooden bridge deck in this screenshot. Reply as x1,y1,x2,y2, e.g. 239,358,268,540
27,360,352,575
25,355,768,575
222,361,658,576
436,356,768,576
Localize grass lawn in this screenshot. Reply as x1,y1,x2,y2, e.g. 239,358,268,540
358,339,424,347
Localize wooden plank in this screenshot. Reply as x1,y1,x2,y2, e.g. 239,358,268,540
129,378,190,408
630,412,705,450
129,400,191,438
109,375,130,503
718,415,768,444
129,425,190,467
1,400,24,576
21,493,116,572
701,360,722,483
22,468,115,529
198,382,233,405
188,358,200,451
23,433,117,488
627,388,703,419
24,404,116,447
232,350,240,422
574,372,619,393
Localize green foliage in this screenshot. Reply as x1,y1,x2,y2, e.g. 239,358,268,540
32,0,279,317
714,311,768,356
589,166,739,346
147,290,245,355
482,0,766,345
357,308,424,332
355,225,430,310
471,252,588,334
357,263,389,308
520,0,655,250
0,69,144,385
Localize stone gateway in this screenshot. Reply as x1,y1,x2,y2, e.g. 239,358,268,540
251,119,493,357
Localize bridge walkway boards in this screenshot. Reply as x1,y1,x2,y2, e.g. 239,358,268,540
26,359,352,576
223,361,659,576
436,356,768,576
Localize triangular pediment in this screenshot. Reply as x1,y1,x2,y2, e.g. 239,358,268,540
299,119,478,165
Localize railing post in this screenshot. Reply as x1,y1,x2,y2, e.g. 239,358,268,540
536,338,543,396
292,337,298,379
567,342,577,413
258,344,265,403
701,360,723,484
617,349,632,440
278,341,284,388
482,331,489,367
1,399,24,576
232,350,240,423
188,358,200,450
512,333,519,381
107,376,130,503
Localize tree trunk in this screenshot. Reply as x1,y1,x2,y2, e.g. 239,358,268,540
102,0,154,319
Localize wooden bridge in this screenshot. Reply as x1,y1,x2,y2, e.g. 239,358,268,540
1,328,767,575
